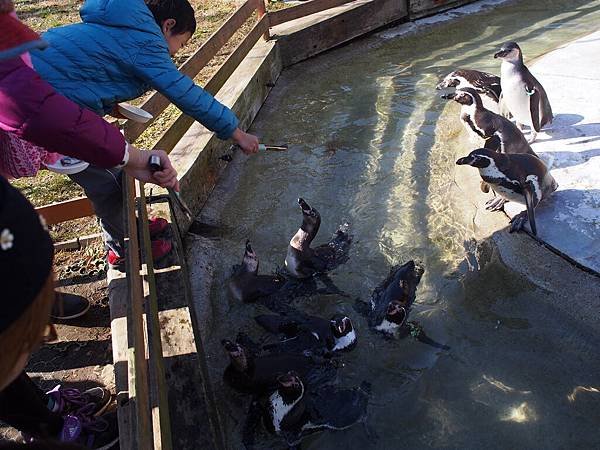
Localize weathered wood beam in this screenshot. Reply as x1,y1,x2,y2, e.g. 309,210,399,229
268,0,355,26
36,197,95,226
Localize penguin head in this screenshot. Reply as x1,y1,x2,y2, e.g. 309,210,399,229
436,71,460,90
385,301,408,327
443,87,481,107
276,371,304,402
330,315,354,338
456,148,496,168
222,339,248,371
494,41,522,62
242,240,259,273
297,197,321,233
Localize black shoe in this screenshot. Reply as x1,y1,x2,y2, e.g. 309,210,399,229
52,292,91,320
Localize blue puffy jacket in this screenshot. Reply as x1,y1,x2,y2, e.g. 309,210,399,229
31,0,239,140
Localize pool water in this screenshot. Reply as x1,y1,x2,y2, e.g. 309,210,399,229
201,1,600,448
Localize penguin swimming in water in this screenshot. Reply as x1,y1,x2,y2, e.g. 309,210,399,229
228,240,285,303
261,371,369,447
221,338,337,395
285,198,352,279
456,148,558,235
442,87,537,158
494,41,553,143
356,261,424,336
255,312,357,356
437,69,503,113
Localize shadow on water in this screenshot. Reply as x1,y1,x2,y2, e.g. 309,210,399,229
204,0,600,448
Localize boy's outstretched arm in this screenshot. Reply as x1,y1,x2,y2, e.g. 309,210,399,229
132,46,258,154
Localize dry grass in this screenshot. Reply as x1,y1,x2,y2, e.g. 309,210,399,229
12,0,289,241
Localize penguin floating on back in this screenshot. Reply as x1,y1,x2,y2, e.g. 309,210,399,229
228,240,285,303
494,41,553,143
255,311,357,356
442,87,537,158
356,260,424,336
260,371,369,447
221,337,337,395
437,69,503,113
285,198,352,279
456,148,558,235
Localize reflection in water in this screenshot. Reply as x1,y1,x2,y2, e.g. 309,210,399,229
202,1,600,448
500,402,537,423
568,386,600,402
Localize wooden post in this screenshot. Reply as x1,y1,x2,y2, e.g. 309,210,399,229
256,0,270,40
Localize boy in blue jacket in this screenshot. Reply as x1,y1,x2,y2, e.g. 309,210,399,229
31,0,259,267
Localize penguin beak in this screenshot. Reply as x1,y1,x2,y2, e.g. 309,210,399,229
440,92,455,100
494,50,507,59
456,156,474,166
297,197,312,214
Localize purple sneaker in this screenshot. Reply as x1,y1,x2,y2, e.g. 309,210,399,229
60,411,119,449
60,414,83,442
47,385,113,417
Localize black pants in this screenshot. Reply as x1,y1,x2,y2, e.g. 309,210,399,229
0,372,63,439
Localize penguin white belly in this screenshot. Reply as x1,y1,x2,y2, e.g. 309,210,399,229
501,65,533,127
491,184,524,204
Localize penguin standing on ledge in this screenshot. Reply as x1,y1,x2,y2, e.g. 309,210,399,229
285,198,352,279
494,41,553,143
456,148,558,235
442,87,537,158
437,69,503,113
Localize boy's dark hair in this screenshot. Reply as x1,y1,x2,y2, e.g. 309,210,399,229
145,0,197,35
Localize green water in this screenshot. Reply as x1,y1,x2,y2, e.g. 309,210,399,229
202,1,600,448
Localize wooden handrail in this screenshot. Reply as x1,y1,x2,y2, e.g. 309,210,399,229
268,0,355,26
124,176,153,450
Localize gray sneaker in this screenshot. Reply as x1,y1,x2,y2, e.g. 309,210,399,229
51,292,90,320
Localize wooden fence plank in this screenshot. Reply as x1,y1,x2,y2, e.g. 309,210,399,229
36,197,94,226
124,0,261,142
152,14,270,153
268,0,355,26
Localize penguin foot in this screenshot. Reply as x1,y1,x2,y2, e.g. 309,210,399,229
527,131,538,144
509,211,528,233
485,196,507,211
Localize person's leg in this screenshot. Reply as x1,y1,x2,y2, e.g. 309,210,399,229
68,166,125,258
0,372,63,439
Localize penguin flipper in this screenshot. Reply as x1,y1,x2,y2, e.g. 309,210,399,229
538,85,554,128
484,135,501,152
255,314,299,335
523,182,538,236
528,87,541,132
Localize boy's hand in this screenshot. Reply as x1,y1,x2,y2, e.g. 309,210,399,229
124,146,180,191
232,128,259,154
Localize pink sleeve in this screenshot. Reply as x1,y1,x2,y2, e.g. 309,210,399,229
0,58,126,168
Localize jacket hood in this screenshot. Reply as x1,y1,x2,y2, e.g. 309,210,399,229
80,0,162,36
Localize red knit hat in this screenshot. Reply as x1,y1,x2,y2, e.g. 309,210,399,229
0,12,48,61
